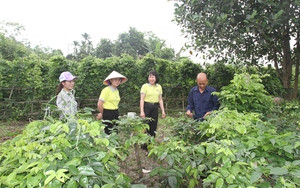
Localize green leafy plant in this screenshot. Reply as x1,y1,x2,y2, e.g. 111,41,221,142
215,73,274,114
150,109,300,187
0,118,131,187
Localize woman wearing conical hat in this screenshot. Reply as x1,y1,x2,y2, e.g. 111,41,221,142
96,71,127,135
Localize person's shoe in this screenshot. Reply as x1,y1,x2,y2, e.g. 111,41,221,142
145,151,149,156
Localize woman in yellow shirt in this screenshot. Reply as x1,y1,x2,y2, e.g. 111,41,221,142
96,71,127,135
140,70,166,154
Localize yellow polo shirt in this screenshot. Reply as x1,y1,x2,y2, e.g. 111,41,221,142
140,83,162,103
99,86,120,109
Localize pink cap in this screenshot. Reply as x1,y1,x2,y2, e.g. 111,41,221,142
59,71,78,82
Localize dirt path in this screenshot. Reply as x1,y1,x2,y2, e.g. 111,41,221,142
0,121,28,143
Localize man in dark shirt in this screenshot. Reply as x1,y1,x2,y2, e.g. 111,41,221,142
186,72,219,121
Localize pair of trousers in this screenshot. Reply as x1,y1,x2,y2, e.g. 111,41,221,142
143,102,159,137
141,102,159,151
102,109,119,135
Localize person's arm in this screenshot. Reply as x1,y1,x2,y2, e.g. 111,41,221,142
186,89,194,117
158,95,166,118
96,100,104,120
204,91,219,118
140,93,146,118
56,92,68,113
211,93,220,111
56,93,63,109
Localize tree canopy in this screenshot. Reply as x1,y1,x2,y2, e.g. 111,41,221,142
172,0,300,99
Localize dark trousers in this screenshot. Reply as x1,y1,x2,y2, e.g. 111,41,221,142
103,109,119,135
144,102,159,137
141,102,159,151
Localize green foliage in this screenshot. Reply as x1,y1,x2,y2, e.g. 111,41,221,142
205,61,235,91
114,27,149,58
0,118,129,187
94,38,114,59
265,100,300,133
172,0,300,99
0,33,30,61
0,108,159,187
216,73,274,113
150,107,300,187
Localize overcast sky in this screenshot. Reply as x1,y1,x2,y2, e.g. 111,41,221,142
1,0,198,60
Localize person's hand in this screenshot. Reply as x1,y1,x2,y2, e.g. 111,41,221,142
204,111,211,118
96,113,102,120
186,110,193,117
161,112,166,119
140,112,145,118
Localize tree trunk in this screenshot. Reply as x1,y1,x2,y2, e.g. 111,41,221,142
292,32,300,99
282,33,293,99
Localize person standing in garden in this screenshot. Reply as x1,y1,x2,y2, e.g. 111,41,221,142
186,72,219,121
96,71,127,135
56,71,78,119
140,70,166,154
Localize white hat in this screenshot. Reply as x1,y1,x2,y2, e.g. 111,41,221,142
103,71,127,85
59,71,78,82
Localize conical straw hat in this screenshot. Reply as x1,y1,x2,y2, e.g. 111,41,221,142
103,71,127,85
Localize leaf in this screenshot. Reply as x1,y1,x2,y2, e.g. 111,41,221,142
26,173,43,187
294,141,300,148
283,145,293,153
250,10,257,19
100,138,109,146
235,124,246,134
62,123,70,133
206,144,214,154
269,139,276,146
189,179,197,188
78,165,96,176
66,179,79,188
270,167,288,175
66,157,82,167
292,160,300,166
101,184,114,188
68,121,77,136
166,155,174,166
168,176,177,188
290,170,300,177
115,174,124,184
250,171,262,184
186,165,191,173
215,178,224,188
204,173,220,183
274,10,283,19
79,176,89,187
159,151,168,160
44,171,56,185
225,174,235,184
5,171,17,185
